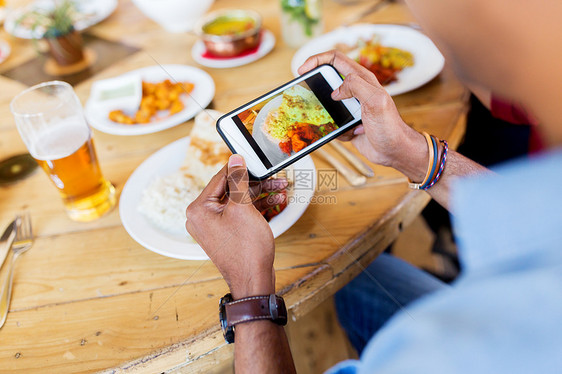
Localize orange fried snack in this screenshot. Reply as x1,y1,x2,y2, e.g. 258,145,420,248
108,110,134,125
109,80,195,125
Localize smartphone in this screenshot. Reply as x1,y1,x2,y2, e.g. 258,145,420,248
216,64,362,180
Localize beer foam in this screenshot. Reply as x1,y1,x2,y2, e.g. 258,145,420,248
30,120,90,160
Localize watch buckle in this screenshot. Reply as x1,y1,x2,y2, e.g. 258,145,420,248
269,294,278,321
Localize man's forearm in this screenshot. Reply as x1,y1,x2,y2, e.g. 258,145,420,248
391,130,491,212
424,150,491,212
235,320,296,373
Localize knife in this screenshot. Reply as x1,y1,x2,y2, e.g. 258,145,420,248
0,218,18,271
316,148,367,187
330,142,375,177
342,0,395,28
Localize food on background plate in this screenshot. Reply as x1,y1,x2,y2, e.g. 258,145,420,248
196,9,262,57
203,15,256,36
109,79,194,125
263,85,338,156
260,190,288,221
337,36,414,85
139,110,288,234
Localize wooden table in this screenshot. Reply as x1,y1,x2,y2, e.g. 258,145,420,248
0,0,468,372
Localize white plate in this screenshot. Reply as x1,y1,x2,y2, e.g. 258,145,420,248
291,24,445,96
120,136,316,260
4,0,117,39
85,65,215,136
192,29,275,69
0,39,10,64
252,96,288,166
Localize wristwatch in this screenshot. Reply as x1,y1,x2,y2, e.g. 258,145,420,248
219,293,288,344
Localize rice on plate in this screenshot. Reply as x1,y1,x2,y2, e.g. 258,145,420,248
138,109,230,235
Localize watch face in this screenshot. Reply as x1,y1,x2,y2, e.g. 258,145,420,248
219,294,235,344
219,298,228,330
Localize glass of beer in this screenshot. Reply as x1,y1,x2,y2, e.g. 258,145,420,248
10,81,116,222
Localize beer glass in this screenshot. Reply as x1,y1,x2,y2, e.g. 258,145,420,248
10,81,116,222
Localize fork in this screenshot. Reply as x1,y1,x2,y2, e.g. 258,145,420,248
0,212,33,329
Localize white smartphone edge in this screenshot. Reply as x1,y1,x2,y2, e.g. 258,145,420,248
217,65,362,179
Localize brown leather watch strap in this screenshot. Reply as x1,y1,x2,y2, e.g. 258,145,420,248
225,294,287,327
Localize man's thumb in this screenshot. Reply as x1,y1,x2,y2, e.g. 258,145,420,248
227,154,250,204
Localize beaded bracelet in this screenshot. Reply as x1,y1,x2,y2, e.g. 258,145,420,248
408,132,436,190
422,140,448,190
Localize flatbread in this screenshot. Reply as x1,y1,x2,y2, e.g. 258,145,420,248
180,109,231,186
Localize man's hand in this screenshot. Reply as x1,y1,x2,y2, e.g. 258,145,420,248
186,154,278,299
298,50,429,183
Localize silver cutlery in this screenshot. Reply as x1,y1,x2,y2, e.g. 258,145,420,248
0,217,18,271
0,212,33,329
342,0,395,28
316,148,367,187
329,142,374,177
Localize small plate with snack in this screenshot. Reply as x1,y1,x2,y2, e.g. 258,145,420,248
291,24,445,96
85,64,215,136
120,110,316,260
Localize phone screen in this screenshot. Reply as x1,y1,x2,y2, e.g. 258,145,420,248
231,72,354,169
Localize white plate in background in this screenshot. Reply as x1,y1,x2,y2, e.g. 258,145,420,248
291,24,445,96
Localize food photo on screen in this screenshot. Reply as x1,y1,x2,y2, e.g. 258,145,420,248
235,81,339,165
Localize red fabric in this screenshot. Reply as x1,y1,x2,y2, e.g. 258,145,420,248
490,96,544,153
490,96,537,125
201,33,262,60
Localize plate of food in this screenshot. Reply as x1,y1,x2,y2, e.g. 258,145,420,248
4,0,117,39
291,24,445,96
120,110,316,260
85,65,215,136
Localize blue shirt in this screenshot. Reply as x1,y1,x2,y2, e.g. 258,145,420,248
327,150,562,373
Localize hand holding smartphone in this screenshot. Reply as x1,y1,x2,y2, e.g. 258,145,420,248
216,65,361,179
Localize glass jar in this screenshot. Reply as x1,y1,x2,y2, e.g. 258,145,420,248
280,0,323,48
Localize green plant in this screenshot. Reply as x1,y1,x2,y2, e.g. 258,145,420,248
18,0,77,39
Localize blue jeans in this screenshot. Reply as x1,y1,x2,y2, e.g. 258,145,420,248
335,253,448,355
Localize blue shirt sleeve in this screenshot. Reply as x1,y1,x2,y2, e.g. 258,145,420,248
324,359,360,374
324,151,562,374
